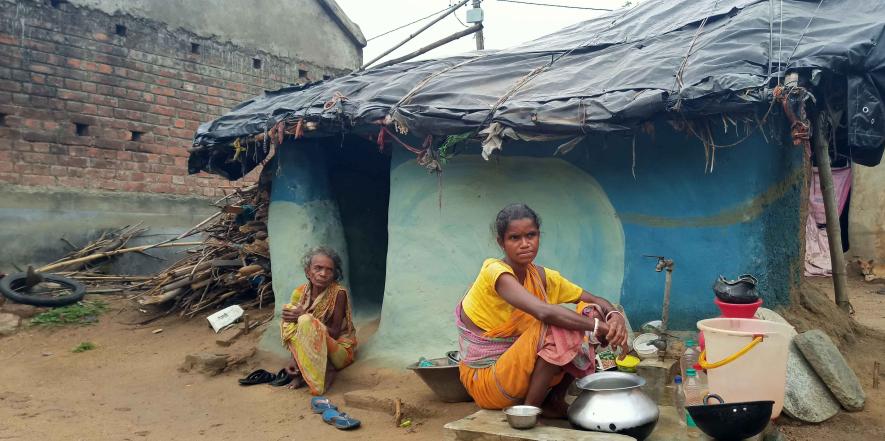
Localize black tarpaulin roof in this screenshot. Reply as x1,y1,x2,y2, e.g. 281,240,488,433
190,0,885,179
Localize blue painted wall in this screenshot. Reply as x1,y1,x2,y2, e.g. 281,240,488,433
265,120,805,362
559,121,805,328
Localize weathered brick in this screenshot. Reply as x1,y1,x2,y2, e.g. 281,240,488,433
0,0,290,196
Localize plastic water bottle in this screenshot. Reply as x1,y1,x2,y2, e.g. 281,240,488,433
680,339,700,380
683,368,704,437
673,375,686,427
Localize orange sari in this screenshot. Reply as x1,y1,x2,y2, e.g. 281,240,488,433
457,264,591,409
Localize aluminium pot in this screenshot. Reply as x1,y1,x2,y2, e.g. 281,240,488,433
568,371,659,441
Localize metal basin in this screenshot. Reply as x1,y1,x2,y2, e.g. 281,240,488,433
406,357,473,403
568,371,659,440
503,405,541,429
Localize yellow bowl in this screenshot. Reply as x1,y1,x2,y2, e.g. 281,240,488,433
616,354,641,372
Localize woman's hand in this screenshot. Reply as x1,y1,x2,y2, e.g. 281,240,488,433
604,314,629,352
281,304,305,323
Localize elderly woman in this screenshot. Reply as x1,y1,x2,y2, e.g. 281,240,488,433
280,247,356,395
456,203,629,417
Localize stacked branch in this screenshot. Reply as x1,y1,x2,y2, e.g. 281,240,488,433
136,185,274,317
40,224,149,273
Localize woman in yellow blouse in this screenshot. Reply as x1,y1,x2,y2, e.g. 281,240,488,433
456,203,628,417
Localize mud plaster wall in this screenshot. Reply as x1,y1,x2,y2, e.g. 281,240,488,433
366,121,803,363
261,141,349,354
849,164,885,261
365,152,626,363
260,121,804,363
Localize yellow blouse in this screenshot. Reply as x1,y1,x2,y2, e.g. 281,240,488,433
462,258,584,332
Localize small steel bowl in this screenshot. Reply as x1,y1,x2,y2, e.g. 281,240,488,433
503,405,541,429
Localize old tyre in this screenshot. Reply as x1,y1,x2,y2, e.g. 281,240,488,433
0,272,86,307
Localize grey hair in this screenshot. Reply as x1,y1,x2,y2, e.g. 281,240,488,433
301,246,344,281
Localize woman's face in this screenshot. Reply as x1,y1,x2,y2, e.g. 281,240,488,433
498,218,540,267
305,254,336,290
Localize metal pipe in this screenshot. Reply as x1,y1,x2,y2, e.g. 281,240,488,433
813,113,851,312
361,0,470,70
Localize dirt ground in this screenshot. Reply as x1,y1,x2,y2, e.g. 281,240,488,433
0,272,883,441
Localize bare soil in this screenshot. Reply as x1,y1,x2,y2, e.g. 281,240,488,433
0,272,882,441
0,299,475,441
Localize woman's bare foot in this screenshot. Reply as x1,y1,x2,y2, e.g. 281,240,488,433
285,357,298,375
286,374,306,390
540,396,569,419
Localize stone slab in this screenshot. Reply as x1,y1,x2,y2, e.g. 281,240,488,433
794,330,865,411
179,352,228,376
1,303,46,319
782,341,840,422
0,312,21,337
444,410,635,441
753,308,797,337
636,358,679,406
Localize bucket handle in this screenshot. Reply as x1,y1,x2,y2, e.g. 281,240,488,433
698,335,763,370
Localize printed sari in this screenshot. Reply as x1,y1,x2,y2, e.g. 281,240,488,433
280,282,356,395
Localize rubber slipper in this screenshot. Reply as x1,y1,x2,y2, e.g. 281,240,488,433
322,408,360,430
310,396,337,413
238,369,275,386
270,369,293,387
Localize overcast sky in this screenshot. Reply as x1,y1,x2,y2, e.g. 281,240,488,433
336,0,631,66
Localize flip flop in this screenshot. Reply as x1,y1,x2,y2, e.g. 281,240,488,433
310,396,337,414
238,369,275,386
270,369,293,387
322,408,361,430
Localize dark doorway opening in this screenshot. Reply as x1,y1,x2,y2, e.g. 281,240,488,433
323,135,391,314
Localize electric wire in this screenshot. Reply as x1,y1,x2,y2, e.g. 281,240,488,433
366,5,455,42
496,0,613,11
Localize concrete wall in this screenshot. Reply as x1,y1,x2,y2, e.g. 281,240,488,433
849,164,885,261
0,184,215,274
69,0,363,71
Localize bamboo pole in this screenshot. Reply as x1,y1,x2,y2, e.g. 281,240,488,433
373,24,483,70
813,114,851,312
360,0,470,70
37,242,203,273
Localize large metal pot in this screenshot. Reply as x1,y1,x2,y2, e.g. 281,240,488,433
568,371,659,441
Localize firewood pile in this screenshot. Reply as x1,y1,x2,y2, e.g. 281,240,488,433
136,185,273,317
28,184,274,317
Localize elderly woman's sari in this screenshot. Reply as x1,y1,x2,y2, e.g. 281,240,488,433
280,282,356,395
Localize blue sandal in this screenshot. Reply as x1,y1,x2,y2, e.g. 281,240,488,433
310,396,337,414
322,408,361,430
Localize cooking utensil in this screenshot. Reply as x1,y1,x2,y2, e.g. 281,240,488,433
503,405,541,429
406,357,473,402
686,394,772,441
568,372,659,440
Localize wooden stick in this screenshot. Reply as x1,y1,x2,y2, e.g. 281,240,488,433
875,361,880,389
394,398,403,427
37,242,203,273
140,288,184,305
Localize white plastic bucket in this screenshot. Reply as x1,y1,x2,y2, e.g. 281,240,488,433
697,318,794,418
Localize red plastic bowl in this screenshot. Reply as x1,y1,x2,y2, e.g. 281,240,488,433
714,297,763,319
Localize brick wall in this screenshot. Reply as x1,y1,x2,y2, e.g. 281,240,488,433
0,0,346,197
